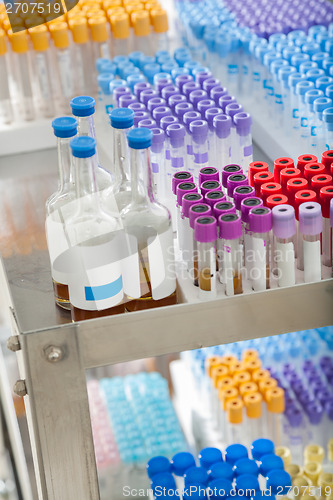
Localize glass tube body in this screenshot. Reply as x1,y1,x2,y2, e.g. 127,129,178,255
192,140,209,184
215,132,231,171
239,132,253,174
0,54,13,124
74,41,94,95
197,240,216,300
33,49,55,117
55,46,76,113
112,37,130,58
12,51,34,120
303,233,321,282
251,231,271,291
112,127,132,212
275,235,296,287
219,238,243,296
150,149,165,203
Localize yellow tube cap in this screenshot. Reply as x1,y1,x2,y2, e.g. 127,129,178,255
49,22,70,48
233,371,251,388
285,464,303,480
239,381,258,397
304,444,325,464
243,392,262,418
229,361,246,376
107,6,125,18
212,365,229,388
266,387,285,413
252,369,270,384
132,9,149,36
8,28,29,52
0,28,6,55
275,446,291,466
103,0,122,9
111,12,130,37
29,25,49,51
125,1,143,13
303,462,322,486
220,387,239,411
318,472,333,493
217,377,235,402
88,16,108,41
292,475,312,498
242,348,259,362
205,356,222,377
259,378,278,400
227,398,243,424
221,354,239,369
245,358,262,374
69,17,89,43
151,8,168,32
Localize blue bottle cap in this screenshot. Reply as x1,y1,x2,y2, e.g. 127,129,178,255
251,439,274,461
151,472,177,493
266,470,292,495
208,462,234,483
259,455,284,477
199,448,223,470
184,467,209,487
147,456,171,479
233,459,259,477
52,116,77,138
171,452,196,477
183,483,207,499
140,55,156,71
98,73,115,95
300,61,318,75
96,57,111,73
70,136,96,158
110,108,135,129
225,444,248,466
70,96,95,117
235,474,260,495
208,478,233,499
122,66,141,80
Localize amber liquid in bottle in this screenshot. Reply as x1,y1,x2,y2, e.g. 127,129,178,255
199,267,212,291
233,271,243,295
53,280,71,310
71,302,125,321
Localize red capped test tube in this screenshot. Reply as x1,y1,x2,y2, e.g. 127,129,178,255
260,182,282,205
253,171,275,197
266,194,289,210
297,154,317,175
321,150,333,174
286,177,309,205
274,157,294,183
304,162,326,182
311,174,333,196
280,168,302,196
248,161,269,187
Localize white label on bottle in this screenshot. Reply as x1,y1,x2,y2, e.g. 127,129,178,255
36,53,50,100
121,233,141,299
46,212,73,285
68,238,124,311
251,236,266,291
303,239,321,283
58,50,74,98
148,226,176,300
276,241,295,287
223,244,234,296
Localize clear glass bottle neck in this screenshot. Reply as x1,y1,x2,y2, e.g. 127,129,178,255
130,147,155,206
75,154,99,203
57,137,73,191
77,115,96,138
112,127,130,189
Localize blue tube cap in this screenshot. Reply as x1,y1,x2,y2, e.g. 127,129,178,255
208,478,233,499
183,483,208,499
110,108,134,129
129,51,144,66
144,63,161,82
235,474,260,495
70,136,96,158
52,116,77,138
225,444,248,466
70,96,95,117
316,76,333,92
99,61,117,75
151,472,177,494
98,73,115,95
266,470,292,495
259,455,284,477
251,439,274,461
96,57,111,73
185,467,209,487
171,452,196,477
296,80,315,95
208,462,234,483
127,127,153,149
306,68,325,83
233,459,259,477
199,448,223,470
147,456,171,479
314,97,333,112
323,107,333,131
327,84,333,99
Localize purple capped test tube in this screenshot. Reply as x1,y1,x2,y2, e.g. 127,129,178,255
148,97,167,114
198,167,219,186
155,77,173,96
272,204,296,287
227,173,249,200
200,180,222,197
211,86,229,106
133,111,150,127
226,103,244,165
175,74,194,93
140,89,159,107
249,206,273,291
219,95,237,113
162,85,181,104
181,192,204,270
195,70,213,87
234,112,253,173
189,202,212,285
221,164,243,194
189,119,209,183
189,89,208,111
176,181,198,252
233,185,255,214
119,94,138,108
183,110,201,161
183,81,201,100
214,114,232,170
174,102,194,123
299,201,323,283
150,127,165,202
204,190,226,209
198,99,216,120
128,102,146,113
204,106,223,165
194,215,218,299
113,86,132,107
134,81,151,99
138,118,157,129
166,123,187,210
161,115,179,173
169,94,187,113
203,77,221,95
152,106,172,127
218,213,243,295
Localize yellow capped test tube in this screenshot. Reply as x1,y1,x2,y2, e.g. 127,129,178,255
151,8,168,51
69,16,94,94
303,462,322,486
218,386,238,439
131,9,151,55
205,356,222,378
244,392,262,445
245,358,262,374
239,381,258,397
233,371,251,388
229,361,246,376
266,386,285,446
285,464,303,480
88,16,110,58
242,348,259,362
221,354,238,369
0,29,13,124
275,446,292,466
211,365,229,427
252,368,270,384
304,444,325,464
227,398,244,444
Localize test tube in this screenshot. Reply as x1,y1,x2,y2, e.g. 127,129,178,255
189,120,209,183
176,181,198,252
294,189,317,270
227,174,249,201
248,207,272,291
152,106,172,128
198,167,219,186
248,161,269,187
194,216,217,300
8,30,34,121
182,193,204,269
167,123,187,212
311,174,332,196
272,204,296,288
133,111,150,127
274,157,295,183
244,393,263,446
205,108,223,166
183,111,201,162
214,115,232,171
132,11,152,55
226,399,244,444
109,13,130,57
260,183,282,206
304,162,326,183
150,127,165,202
320,186,333,267
89,17,110,60
321,150,333,174
234,112,253,173
233,186,255,215
299,202,323,283
218,214,243,296
0,29,13,124
253,171,275,197
69,18,94,96
200,181,221,198
241,197,263,280
266,194,289,210
189,204,212,286
205,191,226,209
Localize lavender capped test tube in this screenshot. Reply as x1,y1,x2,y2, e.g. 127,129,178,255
169,94,187,113
161,116,179,191
189,89,209,111
148,97,167,114
198,100,216,120
272,204,297,287
205,191,226,209
183,81,201,100
211,86,229,106
234,112,253,174
155,77,173,96
227,174,249,201
226,102,244,165
248,206,273,291
195,70,213,87
174,102,194,123
205,107,223,166
175,74,194,93
183,111,201,162
150,127,166,202
167,123,187,218
189,203,212,286
119,94,138,108
134,111,150,127
189,119,209,183
176,181,197,251
201,180,222,198
134,81,151,100
128,102,146,113
194,216,218,300
218,213,243,295
138,118,157,129
152,106,172,127
182,193,204,269
299,202,323,283
219,95,237,113
203,78,221,96
162,85,181,105
141,89,159,107
199,167,219,186
113,86,132,107
221,164,243,195
214,115,232,171
172,171,193,204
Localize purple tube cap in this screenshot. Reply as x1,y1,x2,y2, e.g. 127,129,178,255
213,201,236,219
218,213,242,240
166,123,186,148
205,107,223,128
189,119,209,144
189,203,212,229
169,94,187,111
119,95,138,108
194,216,217,243
222,164,243,189
203,77,221,94
141,89,158,106
233,185,255,211
138,118,157,129
152,106,172,125
134,111,150,127
113,86,131,102
234,112,252,136
227,174,249,198
172,171,193,196
182,192,204,218
189,89,208,108
161,85,180,101
205,191,226,208
299,201,323,235
183,111,201,130
197,99,215,120
199,167,219,184
195,70,213,86
211,86,229,105
151,127,165,154
175,74,194,91
128,102,146,112
160,115,179,131
219,95,237,113
148,97,167,113
175,102,194,121
176,181,197,206
272,204,296,239
226,103,244,120
241,198,264,224
201,180,221,196
306,403,323,425
249,207,273,233
183,81,201,99
214,114,232,139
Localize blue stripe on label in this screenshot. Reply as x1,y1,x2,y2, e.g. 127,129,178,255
85,275,123,301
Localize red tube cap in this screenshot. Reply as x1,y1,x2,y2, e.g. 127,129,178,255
319,185,333,218
304,162,326,182
260,182,282,205
274,157,294,183
286,177,309,203
311,174,333,196
253,171,275,197
248,161,269,187
294,189,317,220
280,167,302,195
266,194,289,210
297,154,317,174
321,151,333,174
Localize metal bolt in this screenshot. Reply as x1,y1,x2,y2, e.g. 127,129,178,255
44,345,64,363
13,380,27,397
7,335,21,352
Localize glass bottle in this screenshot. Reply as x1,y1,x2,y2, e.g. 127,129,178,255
46,116,78,310
67,136,125,321
121,128,177,312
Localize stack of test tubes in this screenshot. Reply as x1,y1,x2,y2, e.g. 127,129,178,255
0,0,168,123
147,442,293,500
